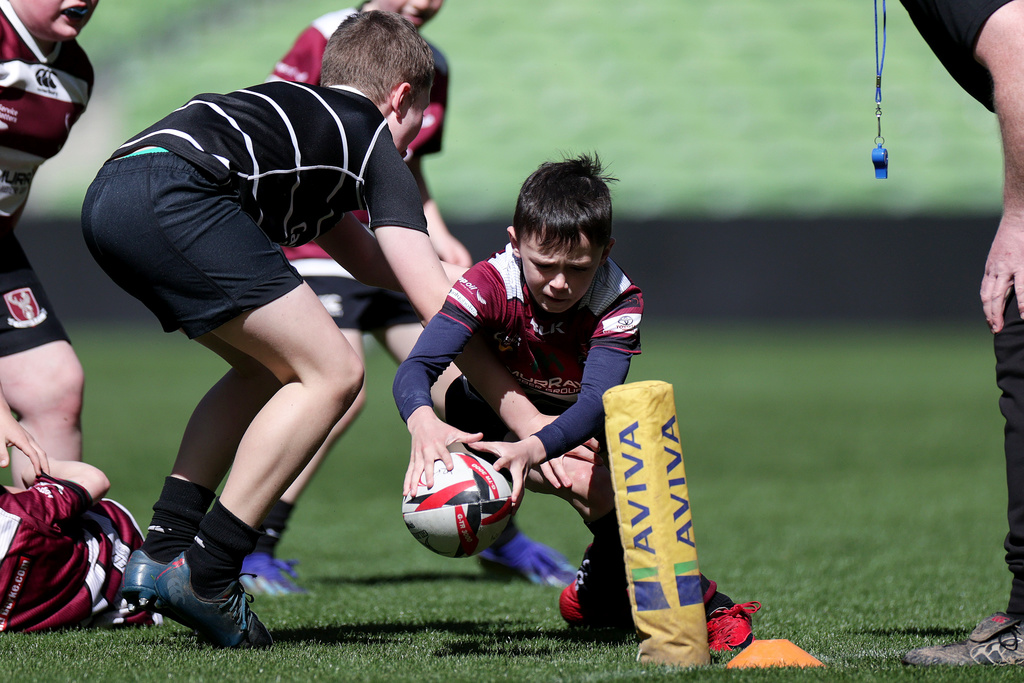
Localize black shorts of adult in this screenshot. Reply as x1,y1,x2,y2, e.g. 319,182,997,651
0,233,69,356
81,152,302,339
298,270,419,332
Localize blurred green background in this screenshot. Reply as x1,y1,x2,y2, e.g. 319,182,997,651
29,0,1004,222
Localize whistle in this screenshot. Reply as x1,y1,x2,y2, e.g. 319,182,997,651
872,146,888,179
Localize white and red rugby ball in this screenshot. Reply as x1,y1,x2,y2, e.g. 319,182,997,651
402,452,513,558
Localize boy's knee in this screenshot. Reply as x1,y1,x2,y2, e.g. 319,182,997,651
341,383,368,424
535,457,615,520
22,358,85,419
585,465,615,517
325,361,364,414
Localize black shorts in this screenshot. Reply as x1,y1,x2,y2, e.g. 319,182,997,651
445,376,512,444
81,153,302,338
298,269,419,332
0,233,69,356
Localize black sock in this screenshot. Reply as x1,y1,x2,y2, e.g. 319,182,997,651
702,573,735,615
252,500,294,556
185,500,262,599
141,477,216,563
582,513,628,592
574,513,630,622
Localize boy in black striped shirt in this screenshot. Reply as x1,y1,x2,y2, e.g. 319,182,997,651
81,10,459,649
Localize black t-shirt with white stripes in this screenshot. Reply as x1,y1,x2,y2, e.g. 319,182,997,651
113,81,427,246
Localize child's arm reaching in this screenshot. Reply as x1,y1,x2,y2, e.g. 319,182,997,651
394,313,482,494
402,405,482,495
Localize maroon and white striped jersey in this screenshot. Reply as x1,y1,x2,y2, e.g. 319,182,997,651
0,0,93,238
272,7,450,263
444,244,643,405
269,8,448,160
0,475,155,632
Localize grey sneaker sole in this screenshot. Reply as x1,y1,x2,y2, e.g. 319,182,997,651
903,614,1024,666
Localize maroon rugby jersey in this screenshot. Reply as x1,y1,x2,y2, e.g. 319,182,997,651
0,475,154,631
0,1,93,237
271,7,449,262
444,244,643,406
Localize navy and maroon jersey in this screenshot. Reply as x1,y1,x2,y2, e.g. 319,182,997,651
445,245,642,404
394,244,643,456
0,0,93,238
112,81,426,247
0,475,154,632
271,6,449,262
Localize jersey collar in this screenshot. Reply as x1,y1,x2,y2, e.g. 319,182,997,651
0,0,61,64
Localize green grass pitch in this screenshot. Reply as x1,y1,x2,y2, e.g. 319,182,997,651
0,322,1017,681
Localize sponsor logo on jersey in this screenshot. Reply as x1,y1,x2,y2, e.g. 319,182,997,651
273,62,310,83
449,289,478,317
33,480,64,499
602,313,641,333
0,104,17,127
0,168,35,201
0,556,31,631
457,278,487,305
0,170,35,188
4,288,47,329
497,332,520,352
512,371,582,396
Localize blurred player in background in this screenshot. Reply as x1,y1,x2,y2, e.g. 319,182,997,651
248,0,576,594
394,154,760,651
0,0,99,487
900,0,1024,667
0,459,159,632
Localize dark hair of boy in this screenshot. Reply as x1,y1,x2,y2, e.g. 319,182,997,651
513,153,617,252
321,10,434,105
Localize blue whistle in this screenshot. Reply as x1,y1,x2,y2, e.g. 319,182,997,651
872,146,888,179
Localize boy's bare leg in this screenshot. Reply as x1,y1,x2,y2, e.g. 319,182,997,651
279,327,367,503
276,322,448,506
242,324,431,594
1,341,83,486
523,456,614,523
170,338,282,493
195,284,364,528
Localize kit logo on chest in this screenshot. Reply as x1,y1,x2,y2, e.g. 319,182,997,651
530,319,564,336
35,68,57,92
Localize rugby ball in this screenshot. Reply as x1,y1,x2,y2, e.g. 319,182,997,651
402,452,513,558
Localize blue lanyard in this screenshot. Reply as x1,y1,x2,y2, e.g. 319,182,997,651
872,0,888,178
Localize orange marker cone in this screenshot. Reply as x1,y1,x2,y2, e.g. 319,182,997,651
725,639,824,669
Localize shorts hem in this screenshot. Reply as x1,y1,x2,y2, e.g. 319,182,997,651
178,278,303,339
